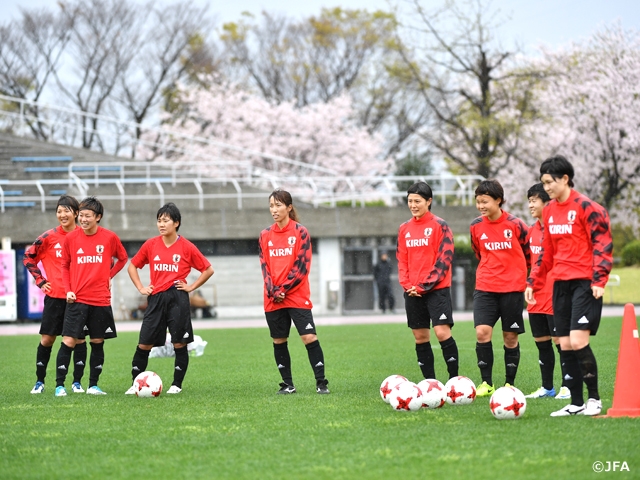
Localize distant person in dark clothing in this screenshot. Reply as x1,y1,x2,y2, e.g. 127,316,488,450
374,253,395,313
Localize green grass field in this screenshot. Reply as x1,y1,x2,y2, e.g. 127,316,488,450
608,266,640,304
1,319,639,479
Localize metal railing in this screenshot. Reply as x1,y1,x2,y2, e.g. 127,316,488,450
0,170,483,213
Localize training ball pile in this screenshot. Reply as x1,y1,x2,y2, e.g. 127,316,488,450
379,374,408,404
389,381,423,412
417,379,446,409
444,376,476,406
134,371,163,398
490,386,527,420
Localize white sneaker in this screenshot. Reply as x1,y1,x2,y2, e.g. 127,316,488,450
550,404,585,417
555,386,571,400
31,381,45,394
166,385,182,394
583,398,602,416
86,386,107,395
124,385,136,395
71,382,84,393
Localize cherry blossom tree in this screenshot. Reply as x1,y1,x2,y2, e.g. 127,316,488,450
506,24,640,229
141,79,392,194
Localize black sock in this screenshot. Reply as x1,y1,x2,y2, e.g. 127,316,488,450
55,343,73,387
416,342,435,379
476,341,494,385
574,344,599,400
305,340,326,381
89,342,105,388
504,344,520,385
273,342,293,385
36,343,52,383
439,337,459,378
72,342,87,384
556,343,567,387
173,346,189,388
535,340,555,390
560,349,584,406
131,346,151,381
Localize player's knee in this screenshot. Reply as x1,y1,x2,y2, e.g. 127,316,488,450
300,333,318,345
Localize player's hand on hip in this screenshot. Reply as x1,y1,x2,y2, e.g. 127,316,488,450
66,292,76,304
591,285,605,299
139,285,154,296
41,282,52,294
525,287,536,304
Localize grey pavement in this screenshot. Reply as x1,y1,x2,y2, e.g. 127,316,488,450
0,305,634,337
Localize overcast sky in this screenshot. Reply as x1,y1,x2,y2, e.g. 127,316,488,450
3,0,639,51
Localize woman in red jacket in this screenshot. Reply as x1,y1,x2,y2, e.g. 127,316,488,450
258,189,329,395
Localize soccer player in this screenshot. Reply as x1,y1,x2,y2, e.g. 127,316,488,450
470,179,530,396
526,155,613,417
258,189,330,395
24,195,88,394
125,203,214,395
396,181,459,381
524,183,569,400
54,196,128,396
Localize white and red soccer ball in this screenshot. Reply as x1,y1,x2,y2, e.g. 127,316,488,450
389,381,423,412
490,386,527,420
417,379,447,409
380,375,408,404
133,371,163,398
444,376,476,406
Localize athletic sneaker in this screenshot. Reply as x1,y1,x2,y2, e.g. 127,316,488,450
55,386,67,397
476,381,495,397
583,398,603,416
167,385,182,394
71,382,84,393
277,382,296,394
525,386,556,398
316,379,330,394
124,385,136,395
86,386,107,395
550,403,585,417
555,386,571,400
30,381,45,394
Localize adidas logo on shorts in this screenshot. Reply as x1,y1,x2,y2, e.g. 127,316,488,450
510,323,519,329
439,313,447,320
183,332,189,338
105,327,113,334
578,316,589,324
305,323,313,330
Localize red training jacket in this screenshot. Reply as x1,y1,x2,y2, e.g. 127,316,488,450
396,211,454,294
526,220,553,315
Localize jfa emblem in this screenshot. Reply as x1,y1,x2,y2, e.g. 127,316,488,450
424,228,433,237
504,229,513,239
567,210,576,223
173,254,181,263
288,236,296,246
96,245,104,254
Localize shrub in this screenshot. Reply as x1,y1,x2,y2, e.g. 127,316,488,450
621,240,640,266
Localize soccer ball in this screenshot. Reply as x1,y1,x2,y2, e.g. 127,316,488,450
417,379,446,409
380,374,408,403
134,371,163,398
490,386,527,420
389,381,423,412
444,376,476,406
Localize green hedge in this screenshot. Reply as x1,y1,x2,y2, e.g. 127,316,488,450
621,240,640,266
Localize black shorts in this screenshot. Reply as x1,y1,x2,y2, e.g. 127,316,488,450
528,313,556,338
265,308,316,338
39,296,68,336
404,288,454,330
62,302,117,340
473,290,525,334
139,288,193,346
553,279,602,337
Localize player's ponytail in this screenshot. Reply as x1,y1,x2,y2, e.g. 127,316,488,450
269,189,298,222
